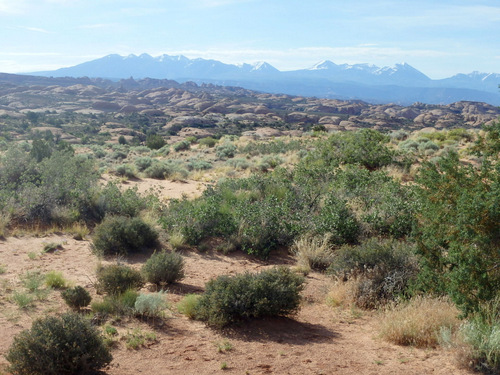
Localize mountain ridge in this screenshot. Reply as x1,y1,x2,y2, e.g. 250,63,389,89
28,53,500,105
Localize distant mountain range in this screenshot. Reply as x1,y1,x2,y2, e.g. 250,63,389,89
31,53,500,105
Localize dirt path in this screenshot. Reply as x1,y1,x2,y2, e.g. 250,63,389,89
0,235,470,375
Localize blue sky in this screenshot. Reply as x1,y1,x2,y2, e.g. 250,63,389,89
0,0,498,79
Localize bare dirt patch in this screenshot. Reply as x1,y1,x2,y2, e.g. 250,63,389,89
0,234,470,375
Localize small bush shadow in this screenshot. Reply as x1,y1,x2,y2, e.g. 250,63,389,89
221,316,339,345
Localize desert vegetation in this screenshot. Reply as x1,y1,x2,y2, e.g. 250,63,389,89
0,79,498,374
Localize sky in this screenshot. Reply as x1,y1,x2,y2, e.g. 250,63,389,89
0,0,499,79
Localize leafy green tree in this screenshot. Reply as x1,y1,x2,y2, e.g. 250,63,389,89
145,134,165,150
415,150,500,316
30,139,52,162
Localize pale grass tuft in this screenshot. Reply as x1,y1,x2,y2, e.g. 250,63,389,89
140,210,161,231
68,222,90,240
291,233,334,272
379,296,460,348
382,164,408,182
189,170,207,181
326,279,357,309
168,231,186,250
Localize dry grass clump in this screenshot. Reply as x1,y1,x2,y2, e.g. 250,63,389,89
325,279,357,309
379,296,460,348
0,212,11,238
291,233,334,272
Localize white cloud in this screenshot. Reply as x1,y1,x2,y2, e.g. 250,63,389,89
23,26,52,33
0,0,25,14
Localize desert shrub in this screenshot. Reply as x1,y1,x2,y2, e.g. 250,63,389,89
91,289,139,317
226,157,250,170
312,194,360,245
131,145,151,154
95,264,144,295
163,195,236,246
447,128,473,142
0,149,99,225
330,167,417,238
315,129,394,170
390,129,409,141
415,149,500,316
134,156,153,171
238,139,304,155
92,216,158,256
198,136,217,148
134,291,168,318
6,313,112,375
91,146,107,158
186,136,197,144
145,134,165,150
172,140,190,152
177,294,201,319
143,161,173,179
93,183,146,219
61,286,92,310
418,140,440,152
215,142,236,160
154,144,171,156
459,300,500,373
114,164,136,178
109,150,127,160
12,292,35,309
292,233,335,271
399,139,419,152
260,155,284,169
194,267,305,327
45,271,67,289
186,159,212,171
379,296,460,348
328,239,419,308
142,251,185,285
20,271,45,293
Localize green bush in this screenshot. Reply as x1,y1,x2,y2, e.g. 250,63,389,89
91,289,138,317
328,239,419,308
114,164,136,178
61,286,92,310
92,216,158,256
93,183,147,219
186,159,212,171
312,194,360,245
460,302,500,373
195,267,305,327
96,264,144,295
226,158,250,170
134,291,168,318
198,137,217,148
215,142,236,160
134,156,153,171
145,134,165,150
172,140,190,152
142,251,185,285
6,313,112,375
45,271,67,289
415,149,500,316
315,129,394,170
177,294,201,319
144,161,171,179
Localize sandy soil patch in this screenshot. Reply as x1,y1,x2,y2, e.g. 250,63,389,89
0,235,470,375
